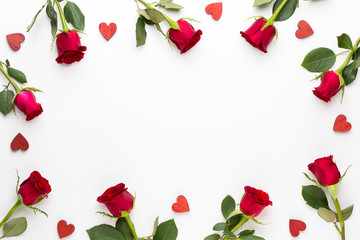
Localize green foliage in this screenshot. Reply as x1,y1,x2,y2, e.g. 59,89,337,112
158,0,183,10
46,0,58,38
7,67,27,84
153,219,178,240
27,3,47,32
64,1,85,30
301,47,336,72
337,205,354,222
272,0,299,21
87,224,125,240
302,185,330,210
337,33,353,50
0,90,15,116
204,234,221,240
253,0,273,7
147,9,165,23
342,61,358,85
136,17,147,47
213,222,227,231
116,218,134,240
317,207,336,222
3,217,27,237
221,195,236,219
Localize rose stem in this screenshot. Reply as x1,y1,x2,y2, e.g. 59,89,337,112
221,216,249,240
124,215,139,240
335,37,360,74
0,200,22,229
332,197,345,240
262,0,289,30
54,0,69,33
0,63,21,94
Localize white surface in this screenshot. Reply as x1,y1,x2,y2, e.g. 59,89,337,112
0,0,360,239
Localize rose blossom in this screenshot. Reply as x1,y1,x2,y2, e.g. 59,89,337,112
240,186,272,217
308,155,341,186
14,90,43,121
240,18,276,53
169,20,202,54
56,30,87,64
313,71,342,102
18,171,51,206
97,183,134,217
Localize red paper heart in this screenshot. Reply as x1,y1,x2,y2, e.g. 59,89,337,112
99,22,117,41
333,114,352,132
172,195,190,213
10,133,29,151
57,220,75,239
6,33,25,51
289,219,306,237
295,20,314,39
205,3,223,21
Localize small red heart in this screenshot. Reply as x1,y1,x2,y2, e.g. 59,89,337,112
99,22,117,41
205,3,223,21
333,114,352,132
295,20,314,39
6,33,25,51
57,220,75,239
172,195,190,213
289,219,306,237
10,133,29,151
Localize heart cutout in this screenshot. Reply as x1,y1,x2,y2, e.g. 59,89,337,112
205,3,223,21
295,20,314,39
57,220,75,239
333,114,352,132
99,22,117,41
10,133,29,151
172,195,190,213
6,33,25,51
289,219,306,237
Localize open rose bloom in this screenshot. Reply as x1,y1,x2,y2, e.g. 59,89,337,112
18,171,51,206
240,186,272,217
14,90,43,121
56,30,87,64
169,20,202,54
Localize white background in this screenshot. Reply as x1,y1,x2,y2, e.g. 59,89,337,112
0,0,359,239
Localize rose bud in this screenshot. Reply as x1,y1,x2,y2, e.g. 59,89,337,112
169,20,202,54
14,90,43,121
240,186,272,217
308,155,341,186
55,30,87,64
240,18,276,53
313,71,342,102
18,171,52,206
97,183,135,217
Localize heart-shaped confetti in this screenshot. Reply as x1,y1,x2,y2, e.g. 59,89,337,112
6,33,25,51
333,114,352,132
289,219,306,237
10,133,29,151
99,22,117,41
295,20,314,39
205,3,223,21
172,195,190,213
57,220,75,239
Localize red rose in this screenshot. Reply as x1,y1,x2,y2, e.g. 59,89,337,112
169,20,202,54
14,90,43,121
56,30,87,64
240,186,272,217
308,155,341,186
313,71,341,102
240,18,276,53
97,183,134,217
18,171,51,206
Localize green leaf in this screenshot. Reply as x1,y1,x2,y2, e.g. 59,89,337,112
272,0,299,22
241,235,265,240
136,16,147,47
239,230,255,237
159,3,183,10
226,214,243,231
3,217,27,237
337,34,353,50
147,9,165,24
87,225,125,240
204,234,221,240
116,218,134,240
253,0,273,7
153,219,178,240
223,230,236,238
221,195,235,219
317,207,336,222
302,185,330,210
337,205,354,222
27,3,47,32
7,67,27,84
151,217,160,237
213,222,226,231
159,0,172,3
352,48,360,60
342,61,358,85
301,47,336,72
0,90,15,116
64,1,85,30
137,9,151,20
46,0,58,38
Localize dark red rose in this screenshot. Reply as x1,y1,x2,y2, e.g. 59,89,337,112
313,71,341,102
56,30,87,64
14,90,43,121
308,155,341,186
240,18,276,53
169,20,202,54
240,186,272,217
97,183,134,217
18,171,51,206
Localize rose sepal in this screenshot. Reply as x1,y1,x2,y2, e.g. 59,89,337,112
96,211,119,219
339,165,352,182
303,172,322,187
